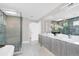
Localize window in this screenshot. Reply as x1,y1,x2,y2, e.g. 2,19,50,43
73,21,79,26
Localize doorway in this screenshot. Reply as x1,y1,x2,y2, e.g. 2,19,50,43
29,21,41,42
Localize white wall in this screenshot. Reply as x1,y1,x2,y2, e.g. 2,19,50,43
22,18,31,43
41,19,52,33
22,18,41,43
29,21,41,41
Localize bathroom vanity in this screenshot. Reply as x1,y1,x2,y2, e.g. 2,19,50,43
39,33,79,56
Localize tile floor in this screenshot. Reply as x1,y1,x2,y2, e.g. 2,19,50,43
15,41,55,56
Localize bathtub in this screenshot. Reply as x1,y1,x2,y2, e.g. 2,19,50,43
0,45,14,56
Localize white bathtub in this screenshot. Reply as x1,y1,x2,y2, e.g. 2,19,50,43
0,45,14,56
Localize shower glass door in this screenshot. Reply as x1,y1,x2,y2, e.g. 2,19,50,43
0,11,6,45
6,16,21,52
0,10,22,52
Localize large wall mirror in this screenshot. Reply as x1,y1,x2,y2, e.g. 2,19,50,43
51,16,79,35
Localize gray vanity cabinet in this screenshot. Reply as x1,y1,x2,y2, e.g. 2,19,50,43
51,39,67,56
39,35,52,52
39,35,45,46
39,35,69,56
72,44,79,56
39,35,42,46
60,41,79,56
41,36,51,51
45,37,52,51
51,38,55,53
43,36,48,48
39,35,62,56
66,42,79,56
53,39,61,56
60,40,67,56
42,36,47,47
39,34,79,56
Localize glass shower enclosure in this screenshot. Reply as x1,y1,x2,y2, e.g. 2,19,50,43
0,10,6,45
0,10,22,52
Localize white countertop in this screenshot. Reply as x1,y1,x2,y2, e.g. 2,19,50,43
39,33,79,45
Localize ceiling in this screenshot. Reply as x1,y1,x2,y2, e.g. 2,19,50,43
44,3,79,21
0,3,62,21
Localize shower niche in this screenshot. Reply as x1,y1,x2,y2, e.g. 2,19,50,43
0,10,22,52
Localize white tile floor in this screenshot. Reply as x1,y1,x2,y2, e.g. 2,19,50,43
15,41,55,56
